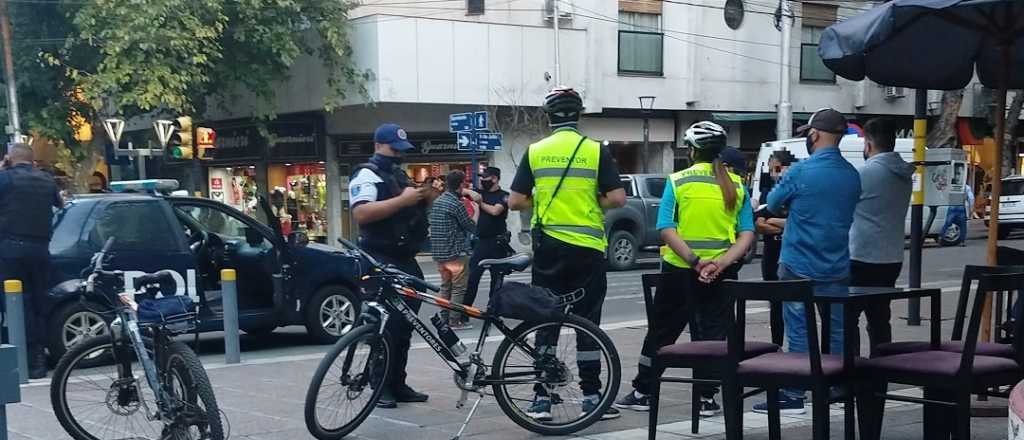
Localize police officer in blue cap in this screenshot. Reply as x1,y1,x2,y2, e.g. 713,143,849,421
349,124,432,408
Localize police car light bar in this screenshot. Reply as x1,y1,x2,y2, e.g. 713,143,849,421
109,179,180,194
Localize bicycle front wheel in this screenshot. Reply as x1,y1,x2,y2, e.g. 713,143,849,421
51,334,161,440
305,324,392,440
160,341,224,440
491,314,621,436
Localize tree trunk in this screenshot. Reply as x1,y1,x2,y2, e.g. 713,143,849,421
926,89,965,148
1002,90,1024,177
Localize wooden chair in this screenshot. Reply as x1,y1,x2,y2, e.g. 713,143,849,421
642,273,780,439
720,279,852,440
857,272,1024,440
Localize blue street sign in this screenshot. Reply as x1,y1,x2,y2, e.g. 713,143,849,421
456,132,475,151
476,132,503,151
473,111,488,130
449,113,474,133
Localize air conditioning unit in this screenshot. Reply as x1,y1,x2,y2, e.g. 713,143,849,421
883,86,906,100
544,0,573,20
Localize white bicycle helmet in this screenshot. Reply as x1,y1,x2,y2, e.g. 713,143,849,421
683,121,728,151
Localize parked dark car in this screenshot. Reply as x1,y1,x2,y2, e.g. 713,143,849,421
45,188,362,361
604,174,665,271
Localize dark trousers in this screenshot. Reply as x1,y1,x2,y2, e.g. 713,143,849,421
850,260,903,357
369,252,424,390
532,234,607,396
632,263,738,398
464,236,513,307
0,240,50,349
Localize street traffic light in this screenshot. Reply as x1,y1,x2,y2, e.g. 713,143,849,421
169,116,194,160
196,127,216,160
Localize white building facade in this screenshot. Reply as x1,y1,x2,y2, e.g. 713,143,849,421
203,0,989,246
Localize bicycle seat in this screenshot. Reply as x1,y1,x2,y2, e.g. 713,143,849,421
479,254,532,272
134,270,177,291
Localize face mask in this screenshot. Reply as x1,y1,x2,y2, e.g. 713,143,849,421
805,132,816,152
370,153,402,169
480,179,495,190
863,145,871,161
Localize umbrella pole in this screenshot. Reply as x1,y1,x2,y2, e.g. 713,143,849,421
908,89,927,326
981,86,1007,344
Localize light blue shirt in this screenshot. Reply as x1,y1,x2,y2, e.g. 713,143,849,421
767,146,861,281
656,179,754,232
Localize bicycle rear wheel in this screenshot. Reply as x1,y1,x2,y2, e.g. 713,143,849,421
491,314,621,436
51,335,161,440
160,341,224,440
305,324,392,440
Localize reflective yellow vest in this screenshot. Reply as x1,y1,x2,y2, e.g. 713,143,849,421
662,162,746,269
528,128,606,252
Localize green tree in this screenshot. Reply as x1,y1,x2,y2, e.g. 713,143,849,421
4,0,367,159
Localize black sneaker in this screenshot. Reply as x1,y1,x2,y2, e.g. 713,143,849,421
377,388,398,409
614,390,651,411
582,397,621,420
394,384,429,403
699,397,721,417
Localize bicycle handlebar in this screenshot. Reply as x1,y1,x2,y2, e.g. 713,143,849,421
337,238,441,293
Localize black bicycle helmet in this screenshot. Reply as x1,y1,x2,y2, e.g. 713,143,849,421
542,87,584,127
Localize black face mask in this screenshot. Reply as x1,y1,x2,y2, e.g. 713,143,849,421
480,179,495,190
805,132,816,153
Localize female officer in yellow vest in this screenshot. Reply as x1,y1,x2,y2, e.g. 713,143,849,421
615,121,755,417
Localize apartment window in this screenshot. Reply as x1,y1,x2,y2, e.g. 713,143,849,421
467,0,484,15
800,3,837,83
618,12,663,76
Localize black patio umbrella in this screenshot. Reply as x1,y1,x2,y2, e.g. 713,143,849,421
819,0,1024,334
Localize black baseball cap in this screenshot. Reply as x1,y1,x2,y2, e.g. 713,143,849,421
719,147,747,174
481,167,501,178
797,108,847,134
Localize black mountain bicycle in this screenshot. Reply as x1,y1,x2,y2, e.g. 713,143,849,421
304,239,620,439
50,238,224,440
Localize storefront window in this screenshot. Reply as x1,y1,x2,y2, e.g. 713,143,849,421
269,163,328,243
208,166,261,217
405,162,485,186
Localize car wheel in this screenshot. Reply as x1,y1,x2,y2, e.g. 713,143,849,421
608,230,638,271
940,223,962,247
48,301,110,364
999,226,1013,240
305,285,359,344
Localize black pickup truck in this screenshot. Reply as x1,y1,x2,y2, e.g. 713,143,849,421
45,185,362,361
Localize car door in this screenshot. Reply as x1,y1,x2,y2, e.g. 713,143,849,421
88,199,198,301
642,177,666,245
173,201,282,315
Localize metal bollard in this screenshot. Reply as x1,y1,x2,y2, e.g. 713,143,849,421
3,281,27,384
221,270,240,364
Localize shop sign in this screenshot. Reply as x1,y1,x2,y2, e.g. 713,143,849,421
335,136,473,158
210,121,320,161
287,163,324,175
210,178,224,190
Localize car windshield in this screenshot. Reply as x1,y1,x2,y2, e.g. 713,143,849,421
1004,180,1024,197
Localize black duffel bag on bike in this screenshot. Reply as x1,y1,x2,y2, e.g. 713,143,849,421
491,281,583,322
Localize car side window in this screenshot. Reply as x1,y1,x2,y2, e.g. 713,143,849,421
176,204,271,247
90,202,179,252
620,178,636,197
645,178,666,198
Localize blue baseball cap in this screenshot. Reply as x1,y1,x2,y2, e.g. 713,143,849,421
373,123,414,151
719,147,747,174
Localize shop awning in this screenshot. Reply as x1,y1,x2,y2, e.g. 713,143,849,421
711,112,813,122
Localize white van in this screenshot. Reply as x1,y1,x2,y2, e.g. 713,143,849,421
750,137,960,246
997,176,1024,239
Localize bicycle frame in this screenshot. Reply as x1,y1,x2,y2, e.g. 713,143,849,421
109,297,176,419
364,272,549,388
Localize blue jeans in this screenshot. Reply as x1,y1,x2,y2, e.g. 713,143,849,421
778,264,847,401
942,206,968,245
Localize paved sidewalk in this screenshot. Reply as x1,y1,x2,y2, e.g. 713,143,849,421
7,297,1013,439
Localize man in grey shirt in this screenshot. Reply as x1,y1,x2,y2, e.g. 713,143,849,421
849,118,914,357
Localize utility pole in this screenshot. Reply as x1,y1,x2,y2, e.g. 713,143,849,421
0,0,21,143
776,0,793,140
552,0,562,85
